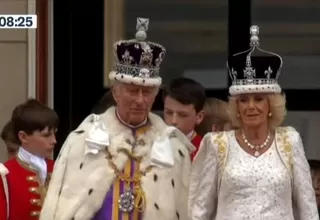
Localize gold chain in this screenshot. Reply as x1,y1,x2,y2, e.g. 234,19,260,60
107,149,153,212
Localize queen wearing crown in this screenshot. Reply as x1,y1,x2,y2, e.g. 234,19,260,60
189,26,319,220
39,18,194,220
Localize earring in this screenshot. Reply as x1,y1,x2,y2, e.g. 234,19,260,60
268,112,272,117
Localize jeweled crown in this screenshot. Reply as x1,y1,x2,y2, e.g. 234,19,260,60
227,25,283,95
112,18,166,80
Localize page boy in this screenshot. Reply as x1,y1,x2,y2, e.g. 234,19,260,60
163,77,206,160
0,99,58,220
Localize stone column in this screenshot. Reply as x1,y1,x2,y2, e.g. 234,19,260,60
104,0,124,87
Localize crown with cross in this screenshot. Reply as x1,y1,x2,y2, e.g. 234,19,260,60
109,17,166,87
227,25,283,95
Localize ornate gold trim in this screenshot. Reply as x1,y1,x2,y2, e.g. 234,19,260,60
16,157,41,184
276,127,293,177
16,157,52,206
214,132,228,189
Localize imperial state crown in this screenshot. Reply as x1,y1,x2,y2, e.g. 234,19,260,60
109,17,166,87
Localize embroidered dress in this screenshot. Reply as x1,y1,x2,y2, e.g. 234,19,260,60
189,128,319,220
216,132,293,219
190,25,318,220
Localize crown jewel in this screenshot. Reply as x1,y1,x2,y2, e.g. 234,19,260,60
135,18,149,41
109,17,166,87
250,25,259,47
227,25,283,95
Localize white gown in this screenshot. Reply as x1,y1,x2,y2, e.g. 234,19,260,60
189,127,319,220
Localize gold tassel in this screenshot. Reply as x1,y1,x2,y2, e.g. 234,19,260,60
133,185,146,212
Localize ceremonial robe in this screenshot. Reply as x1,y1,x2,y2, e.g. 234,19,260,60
40,107,194,220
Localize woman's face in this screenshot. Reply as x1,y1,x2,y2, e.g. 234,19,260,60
237,93,270,128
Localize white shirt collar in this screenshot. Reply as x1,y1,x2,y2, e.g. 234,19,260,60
116,109,148,129
17,147,47,184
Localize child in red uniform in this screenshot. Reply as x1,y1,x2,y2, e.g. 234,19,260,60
163,77,206,161
0,99,58,220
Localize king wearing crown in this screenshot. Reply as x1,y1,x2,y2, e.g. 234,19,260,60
40,18,194,220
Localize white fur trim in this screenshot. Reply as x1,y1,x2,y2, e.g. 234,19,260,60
40,107,192,220
166,126,195,153
0,164,8,175
229,83,281,95
109,71,162,87
0,163,9,219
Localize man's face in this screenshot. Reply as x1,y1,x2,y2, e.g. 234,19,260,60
164,96,204,136
311,169,320,207
18,127,56,158
112,83,158,125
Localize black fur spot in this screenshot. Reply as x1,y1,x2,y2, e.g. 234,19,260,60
154,174,158,182
74,130,84,134
58,188,62,196
125,139,131,145
121,75,124,78
178,149,185,157
154,203,159,210
88,188,93,195
79,163,83,169
171,179,175,188
176,211,180,219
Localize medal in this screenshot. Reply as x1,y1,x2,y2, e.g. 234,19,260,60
118,190,135,212
107,150,153,213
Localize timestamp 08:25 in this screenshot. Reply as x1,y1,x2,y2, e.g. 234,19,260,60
0,15,37,29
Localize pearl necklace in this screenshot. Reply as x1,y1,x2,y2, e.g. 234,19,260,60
241,131,271,157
